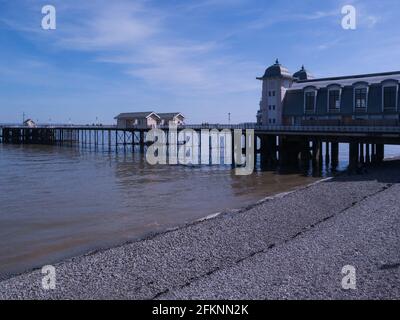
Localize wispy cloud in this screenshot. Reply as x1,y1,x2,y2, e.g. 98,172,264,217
316,37,343,51
246,9,339,30
179,0,248,11
363,14,380,28
41,1,261,94
57,1,159,50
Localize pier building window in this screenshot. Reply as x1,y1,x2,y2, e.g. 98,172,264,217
354,87,368,111
383,85,397,110
328,89,341,111
304,89,316,113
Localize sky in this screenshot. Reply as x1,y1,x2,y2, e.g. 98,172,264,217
1,0,400,124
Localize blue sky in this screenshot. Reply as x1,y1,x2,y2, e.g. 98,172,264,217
1,0,399,124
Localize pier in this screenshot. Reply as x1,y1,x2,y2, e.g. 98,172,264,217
1,124,399,170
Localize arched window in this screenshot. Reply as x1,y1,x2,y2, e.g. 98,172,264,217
353,82,369,112
327,84,342,112
381,80,398,111
304,86,317,113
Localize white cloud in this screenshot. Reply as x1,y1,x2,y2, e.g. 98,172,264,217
57,2,159,50
180,0,248,11
246,9,339,30
316,38,343,51
45,1,260,94
364,15,380,28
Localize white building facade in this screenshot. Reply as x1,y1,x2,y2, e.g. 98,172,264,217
257,60,300,125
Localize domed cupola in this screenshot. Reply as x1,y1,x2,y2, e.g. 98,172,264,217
260,59,292,79
293,65,314,81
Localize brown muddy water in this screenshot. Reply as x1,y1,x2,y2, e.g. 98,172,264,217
0,143,398,278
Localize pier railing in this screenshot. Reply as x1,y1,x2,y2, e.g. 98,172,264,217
1,123,400,133
183,124,400,133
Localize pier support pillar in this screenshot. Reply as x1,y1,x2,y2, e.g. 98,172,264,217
300,139,311,166
376,144,384,163
325,142,330,164
260,135,277,168
365,144,371,163
331,142,339,169
3,129,10,143
371,144,377,163
349,142,359,171
253,135,258,169
318,141,323,164
359,143,365,164
140,131,145,153
279,136,301,167
312,139,322,168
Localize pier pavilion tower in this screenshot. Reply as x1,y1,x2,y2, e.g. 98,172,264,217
257,59,293,126
257,61,314,125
